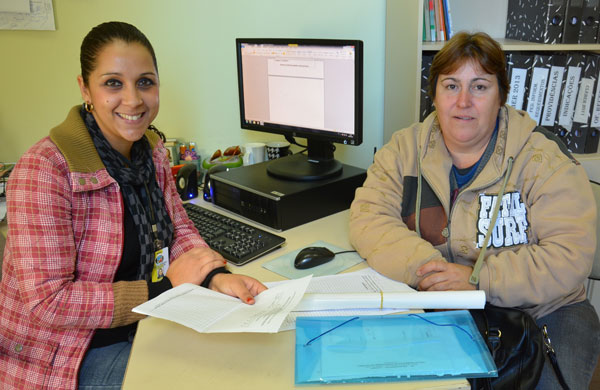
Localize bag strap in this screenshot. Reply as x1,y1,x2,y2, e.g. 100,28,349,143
469,157,514,285
542,325,570,390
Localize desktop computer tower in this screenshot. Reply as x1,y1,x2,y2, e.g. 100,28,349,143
210,160,367,230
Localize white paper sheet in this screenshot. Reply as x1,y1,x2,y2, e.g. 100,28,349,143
266,267,415,294
133,275,312,333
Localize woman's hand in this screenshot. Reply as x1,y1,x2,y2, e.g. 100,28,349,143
209,273,268,304
416,260,476,291
166,247,227,287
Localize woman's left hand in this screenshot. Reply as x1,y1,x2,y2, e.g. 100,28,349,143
209,274,268,304
416,260,476,291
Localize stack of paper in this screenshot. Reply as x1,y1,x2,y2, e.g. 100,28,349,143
133,268,486,333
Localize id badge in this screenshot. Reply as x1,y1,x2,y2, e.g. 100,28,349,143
151,247,170,282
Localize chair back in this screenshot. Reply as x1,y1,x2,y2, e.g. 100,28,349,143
585,183,600,300
591,183,600,281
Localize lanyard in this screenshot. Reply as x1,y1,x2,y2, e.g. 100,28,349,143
142,181,163,251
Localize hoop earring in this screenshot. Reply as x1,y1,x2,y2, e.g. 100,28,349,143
83,102,94,112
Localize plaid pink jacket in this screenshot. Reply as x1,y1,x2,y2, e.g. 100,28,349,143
0,106,206,389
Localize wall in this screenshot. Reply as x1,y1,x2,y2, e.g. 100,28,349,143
0,0,386,169
448,0,508,38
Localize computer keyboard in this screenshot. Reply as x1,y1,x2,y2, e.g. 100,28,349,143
183,203,286,266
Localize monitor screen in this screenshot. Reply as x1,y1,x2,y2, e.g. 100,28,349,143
236,38,363,181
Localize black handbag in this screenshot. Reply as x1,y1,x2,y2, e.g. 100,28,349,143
468,305,570,390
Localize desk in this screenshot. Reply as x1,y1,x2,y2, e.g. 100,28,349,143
122,200,470,390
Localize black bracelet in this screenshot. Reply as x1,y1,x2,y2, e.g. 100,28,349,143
200,266,231,288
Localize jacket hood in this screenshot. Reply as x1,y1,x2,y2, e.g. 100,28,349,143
419,105,538,175
501,105,539,157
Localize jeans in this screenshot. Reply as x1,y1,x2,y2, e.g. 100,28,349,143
78,341,132,390
535,299,600,390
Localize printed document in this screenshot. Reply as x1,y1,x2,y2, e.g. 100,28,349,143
133,275,311,333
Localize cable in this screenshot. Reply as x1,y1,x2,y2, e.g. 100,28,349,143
408,313,474,340
304,316,359,346
333,250,357,255
284,135,307,149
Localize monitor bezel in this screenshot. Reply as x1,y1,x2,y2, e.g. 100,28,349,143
235,37,364,147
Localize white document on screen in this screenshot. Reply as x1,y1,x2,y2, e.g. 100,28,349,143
132,275,312,333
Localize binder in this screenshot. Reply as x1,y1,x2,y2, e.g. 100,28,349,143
423,3,427,41
435,0,446,41
546,0,568,43
526,54,552,124
557,53,586,152
295,312,497,385
442,0,453,39
423,0,431,42
563,0,584,43
585,53,600,152
571,54,597,152
541,53,568,134
428,0,436,42
505,0,566,44
420,53,435,121
579,0,600,43
506,52,534,110
585,125,600,152
586,110,600,152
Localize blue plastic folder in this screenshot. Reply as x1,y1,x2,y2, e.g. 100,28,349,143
295,311,497,385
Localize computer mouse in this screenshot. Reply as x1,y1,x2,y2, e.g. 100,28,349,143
294,246,336,269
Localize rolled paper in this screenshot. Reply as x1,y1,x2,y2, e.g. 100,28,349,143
293,290,486,312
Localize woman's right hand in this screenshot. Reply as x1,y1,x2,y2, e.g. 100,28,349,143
165,247,227,287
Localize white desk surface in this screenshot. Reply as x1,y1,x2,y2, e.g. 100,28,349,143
122,199,470,390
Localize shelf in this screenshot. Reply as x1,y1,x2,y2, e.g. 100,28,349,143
422,39,600,52
384,0,600,147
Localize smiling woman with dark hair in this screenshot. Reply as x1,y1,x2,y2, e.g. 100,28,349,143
0,21,266,390
350,31,600,389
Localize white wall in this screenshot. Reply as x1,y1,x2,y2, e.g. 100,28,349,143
0,0,386,170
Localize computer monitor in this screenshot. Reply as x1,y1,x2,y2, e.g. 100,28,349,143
236,38,363,181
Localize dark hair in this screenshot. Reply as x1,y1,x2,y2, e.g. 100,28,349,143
80,21,158,85
428,31,509,106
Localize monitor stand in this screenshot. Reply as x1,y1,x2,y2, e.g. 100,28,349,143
267,140,343,181
267,154,342,181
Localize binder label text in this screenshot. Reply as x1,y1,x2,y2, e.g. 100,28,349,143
508,68,527,110
558,66,582,131
541,66,565,127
